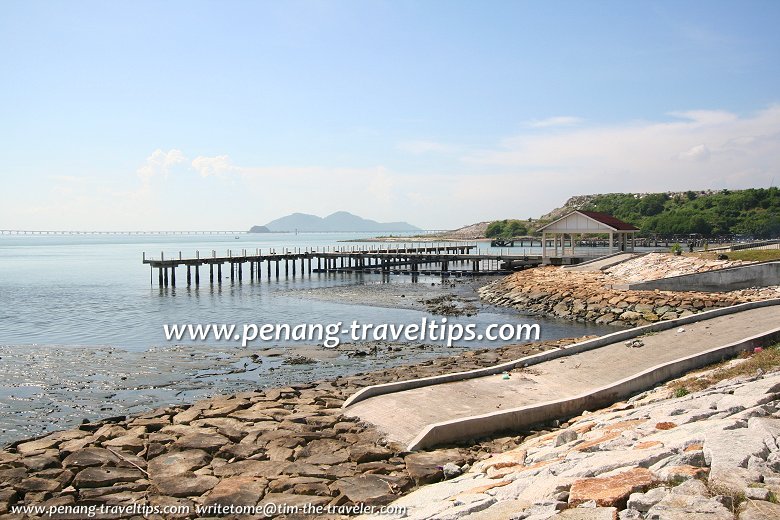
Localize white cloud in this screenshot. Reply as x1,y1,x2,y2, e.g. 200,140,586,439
464,106,780,197
525,116,584,128
137,149,186,184
680,144,711,161
191,155,237,178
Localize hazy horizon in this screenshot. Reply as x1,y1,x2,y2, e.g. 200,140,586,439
2,1,779,231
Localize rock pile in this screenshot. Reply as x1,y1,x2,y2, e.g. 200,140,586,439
479,254,780,327
0,338,586,518
371,362,780,519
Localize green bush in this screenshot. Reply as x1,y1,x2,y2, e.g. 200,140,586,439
486,220,529,238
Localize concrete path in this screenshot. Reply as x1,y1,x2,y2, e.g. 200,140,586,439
345,306,780,446
565,252,639,271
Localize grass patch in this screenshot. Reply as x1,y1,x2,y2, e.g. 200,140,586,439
722,249,780,262
668,344,780,395
686,249,780,262
673,387,690,398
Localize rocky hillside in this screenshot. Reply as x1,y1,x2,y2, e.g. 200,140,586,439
369,354,780,519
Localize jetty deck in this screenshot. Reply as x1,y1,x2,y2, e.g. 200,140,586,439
141,244,597,287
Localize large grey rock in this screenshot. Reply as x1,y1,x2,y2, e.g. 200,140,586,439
739,499,780,520
555,430,578,447
645,493,733,519
627,486,670,512
557,508,618,519
404,449,467,486
704,420,771,491
670,479,708,496
442,463,463,479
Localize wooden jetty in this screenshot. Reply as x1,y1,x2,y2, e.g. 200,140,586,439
141,244,575,287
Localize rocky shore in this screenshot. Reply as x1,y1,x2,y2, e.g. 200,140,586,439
0,337,587,519
479,253,780,328
368,352,780,520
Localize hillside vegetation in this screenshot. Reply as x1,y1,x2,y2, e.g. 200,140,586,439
523,188,777,237
575,189,780,236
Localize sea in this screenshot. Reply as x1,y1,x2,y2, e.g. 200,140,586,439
0,232,612,442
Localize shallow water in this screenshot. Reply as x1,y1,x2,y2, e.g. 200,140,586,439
0,233,612,443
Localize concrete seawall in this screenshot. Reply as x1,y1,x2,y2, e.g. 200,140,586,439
628,261,780,292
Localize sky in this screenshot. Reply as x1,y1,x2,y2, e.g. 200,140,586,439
1,0,779,231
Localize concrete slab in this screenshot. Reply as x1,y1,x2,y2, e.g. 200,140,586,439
345,306,780,446
565,253,640,272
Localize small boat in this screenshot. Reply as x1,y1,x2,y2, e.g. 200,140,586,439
234,236,240,239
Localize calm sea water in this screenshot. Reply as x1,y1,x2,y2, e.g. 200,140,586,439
0,233,609,350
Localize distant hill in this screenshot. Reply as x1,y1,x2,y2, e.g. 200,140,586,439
543,188,780,237
248,225,271,233
263,211,421,232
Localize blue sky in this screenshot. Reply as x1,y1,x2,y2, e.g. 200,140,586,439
1,0,779,230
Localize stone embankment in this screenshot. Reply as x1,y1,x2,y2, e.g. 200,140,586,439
0,338,584,518
480,253,780,327
367,358,780,519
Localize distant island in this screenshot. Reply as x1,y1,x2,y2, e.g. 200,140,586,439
250,211,421,233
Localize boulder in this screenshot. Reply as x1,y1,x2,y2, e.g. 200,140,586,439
172,432,230,453
62,447,119,468
404,449,468,486
626,486,669,512
72,467,144,488
348,444,393,464
739,499,780,520
257,492,331,509
569,468,656,508
14,477,63,493
645,493,732,519
202,476,267,508
212,460,289,478
557,507,617,519
331,474,400,505
555,430,578,447
152,472,219,497
147,450,210,479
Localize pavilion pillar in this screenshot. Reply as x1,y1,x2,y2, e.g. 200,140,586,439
542,232,547,258
609,232,614,253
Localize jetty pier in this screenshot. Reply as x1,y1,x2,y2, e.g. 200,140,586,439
141,244,566,287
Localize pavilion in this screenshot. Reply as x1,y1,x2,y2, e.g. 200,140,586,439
537,210,639,258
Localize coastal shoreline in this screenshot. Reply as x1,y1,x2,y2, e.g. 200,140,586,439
0,336,588,516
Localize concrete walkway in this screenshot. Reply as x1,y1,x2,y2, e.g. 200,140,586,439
345,306,780,446
565,252,639,271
